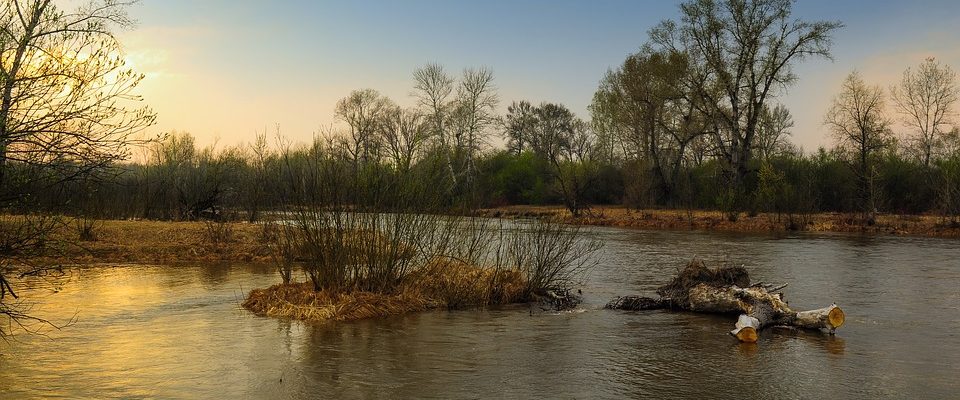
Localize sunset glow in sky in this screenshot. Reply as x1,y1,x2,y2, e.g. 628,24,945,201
117,0,960,151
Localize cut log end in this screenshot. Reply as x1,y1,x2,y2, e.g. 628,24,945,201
731,314,761,343
732,326,758,343
828,306,845,330
794,303,846,332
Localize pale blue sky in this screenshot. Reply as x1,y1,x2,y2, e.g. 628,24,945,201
117,0,960,151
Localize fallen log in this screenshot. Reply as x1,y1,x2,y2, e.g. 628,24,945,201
529,288,583,313
605,261,844,343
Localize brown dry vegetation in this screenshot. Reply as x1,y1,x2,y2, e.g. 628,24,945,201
1,217,273,265
0,216,540,324
478,205,960,238
0,216,585,324
242,283,433,322
242,259,528,322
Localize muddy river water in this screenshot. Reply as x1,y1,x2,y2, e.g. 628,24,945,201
2,226,959,398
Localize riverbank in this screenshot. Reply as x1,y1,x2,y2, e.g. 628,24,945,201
2,218,273,265
477,205,960,238
7,206,957,267
7,206,957,268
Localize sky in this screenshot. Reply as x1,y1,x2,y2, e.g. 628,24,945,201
111,0,960,152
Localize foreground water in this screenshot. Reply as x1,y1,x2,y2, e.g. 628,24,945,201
2,227,959,399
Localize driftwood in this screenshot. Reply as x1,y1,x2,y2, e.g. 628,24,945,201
530,288,583,313
605,261,844,343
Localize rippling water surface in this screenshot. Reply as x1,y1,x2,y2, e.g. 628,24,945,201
2,227,959,398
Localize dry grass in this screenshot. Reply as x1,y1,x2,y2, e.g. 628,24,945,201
242,259,528,323
405,259,528,308
243,282,433,322
478,205,960,238
1,216,273,265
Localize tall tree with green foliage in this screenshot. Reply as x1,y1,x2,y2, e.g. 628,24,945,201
522,102,597,217
591,47,709,205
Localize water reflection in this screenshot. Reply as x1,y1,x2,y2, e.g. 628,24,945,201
1,228,959,398
768,326,847,355
198,261,231,286
736,342,759,357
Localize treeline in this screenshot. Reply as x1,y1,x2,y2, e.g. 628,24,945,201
54,125,960,224
51,97,960,225
14,0,960,227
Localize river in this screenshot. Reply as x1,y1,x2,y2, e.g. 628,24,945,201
2,227,959,399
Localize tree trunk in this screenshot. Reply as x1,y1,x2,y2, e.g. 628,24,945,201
0,142,6,190
693,285,845,342
605,262,845,343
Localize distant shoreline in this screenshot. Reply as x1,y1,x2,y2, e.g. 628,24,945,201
476,205,960,239
11,207,959,267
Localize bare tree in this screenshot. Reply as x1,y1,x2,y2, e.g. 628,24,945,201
0,0,154,196
0,0,154,337
649,0,841,192
334,89,394,170
755,104,795,161
412,64,456,180
890,57,959,167
824,71,893,221
451,67,498,191
242,128,275,222
380,106,428,172
413,63,455,138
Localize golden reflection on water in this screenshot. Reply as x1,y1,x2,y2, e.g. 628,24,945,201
823,335,847,356
2,265,273,398
736,342,759,357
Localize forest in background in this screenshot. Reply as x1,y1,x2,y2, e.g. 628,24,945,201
4,0,960,231
36,57,960,227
